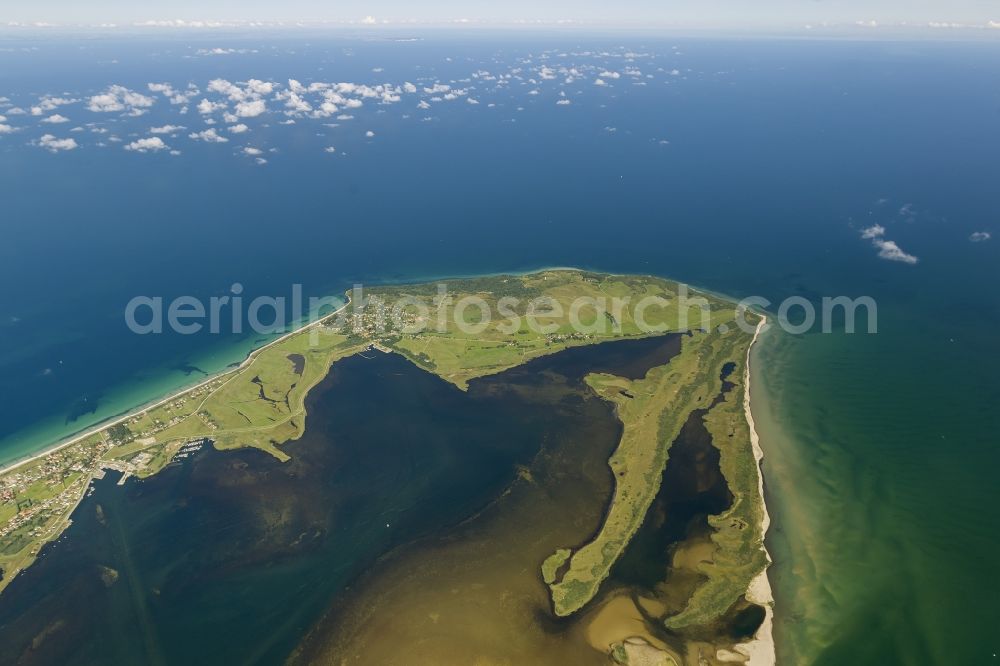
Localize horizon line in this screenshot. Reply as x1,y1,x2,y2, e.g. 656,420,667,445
3,19,1000,42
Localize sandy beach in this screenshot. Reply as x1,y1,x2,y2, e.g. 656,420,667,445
728,316,776,665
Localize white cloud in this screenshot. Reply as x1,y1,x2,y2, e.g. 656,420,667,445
594,79,607,86
188,128,228,143
147,82,176,97
243,146,263,156
324,146,337,153
235,99,266,117
150,124,184,134
361,16,377,25
87,85,155,113
0,124,14,134
860,224,917,263
197,98,226,115
283,92,312,114
121,88,154,108
969,231,991,242
365,130,375,137
556,99,572,105
873,239,918,264
228,123,249,133
247,80,273,96
32,96,76,114
135,19,236,28
316,102,338,116
403,82,417,94
125,136,168,152
87,93,124,113
37,134,78,152
861,224,885,239
195,48,248,56
41,114,69,123
598,70,621,79
208,78,244,101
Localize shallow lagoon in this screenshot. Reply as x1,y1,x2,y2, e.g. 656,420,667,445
0,336,688,665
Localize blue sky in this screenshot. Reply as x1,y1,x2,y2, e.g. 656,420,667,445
6,0,1000,29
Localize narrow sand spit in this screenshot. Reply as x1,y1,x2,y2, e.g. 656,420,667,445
726,317,776,665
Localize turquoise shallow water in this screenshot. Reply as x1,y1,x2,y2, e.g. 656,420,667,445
1,33,998,664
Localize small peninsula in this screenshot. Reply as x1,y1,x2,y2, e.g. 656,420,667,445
0,269,773,664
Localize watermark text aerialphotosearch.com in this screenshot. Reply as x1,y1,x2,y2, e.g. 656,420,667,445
124,282,878,339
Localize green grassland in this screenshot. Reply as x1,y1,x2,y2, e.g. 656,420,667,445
0,269,767,613
543,327,754,617
368,270,734,388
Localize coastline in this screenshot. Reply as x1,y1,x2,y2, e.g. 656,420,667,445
732,317,776,665
0,298,349,475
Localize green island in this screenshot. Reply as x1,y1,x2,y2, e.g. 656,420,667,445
0,267,770,646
